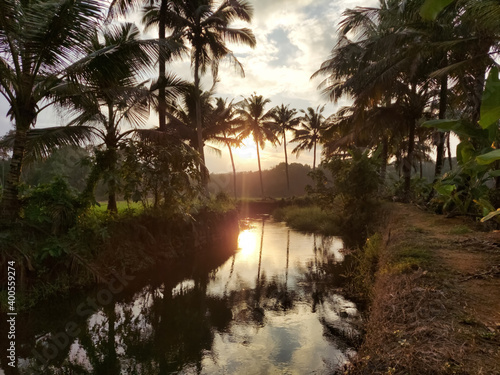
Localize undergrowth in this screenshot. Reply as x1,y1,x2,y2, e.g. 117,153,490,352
272,205,339,235
0,186,238,312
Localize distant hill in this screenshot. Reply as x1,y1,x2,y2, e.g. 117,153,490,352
208,162,314,198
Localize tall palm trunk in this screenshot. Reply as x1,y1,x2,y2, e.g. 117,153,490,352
226,140,237,199
403,119,416,200
312,139,317,170
158,1,167,131
194,51,207,189
434,75,448,178
1,127,28,220
380,135,389,182
107,147,118,212
255,217,265,305
256,140,264,197
283,131,290,193
1,102,34,219
107,104,118,212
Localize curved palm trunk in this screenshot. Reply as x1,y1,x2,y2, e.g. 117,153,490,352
283,131,290,193
256,140,264,197
226,141,237,199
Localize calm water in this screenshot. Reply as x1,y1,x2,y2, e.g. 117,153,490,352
4,217,360,375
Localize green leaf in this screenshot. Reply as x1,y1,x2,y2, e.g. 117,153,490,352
479,67,500,129
457,141,475,164
476,149,500,165
488,170,500,177
475,198,495,214
436,184,455,196
420,0,455,20
481,208,500,223
422,119,461,130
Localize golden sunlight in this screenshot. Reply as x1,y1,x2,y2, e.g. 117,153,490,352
233,136,257,160
238,229,258,258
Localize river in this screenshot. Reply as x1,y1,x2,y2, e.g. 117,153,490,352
4,216,361,375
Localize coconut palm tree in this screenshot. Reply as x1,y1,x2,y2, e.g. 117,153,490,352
312,2,435,198
269,104,299,193
237,94,278,198
163,85,218,151
142,0,256,187
209,98,243,199
291,106,330,171
322,103,408,182
108,0,186,134
0,0,104,219
60,23,186,211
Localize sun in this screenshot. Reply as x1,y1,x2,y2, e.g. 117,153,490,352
238,229,258,258
233,136,257,160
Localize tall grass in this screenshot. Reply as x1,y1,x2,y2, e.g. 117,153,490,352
273,205,339,234
93,200,144,213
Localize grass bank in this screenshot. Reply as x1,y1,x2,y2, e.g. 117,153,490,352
345,203,500,375
0,197,239,312
273,205,339,234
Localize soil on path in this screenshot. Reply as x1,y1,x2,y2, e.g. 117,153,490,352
349,203,500,375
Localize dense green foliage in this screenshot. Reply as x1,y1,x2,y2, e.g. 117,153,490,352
313,0,500,223
308,150,381,246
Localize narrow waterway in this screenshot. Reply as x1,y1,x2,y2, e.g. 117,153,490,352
6,217,361,375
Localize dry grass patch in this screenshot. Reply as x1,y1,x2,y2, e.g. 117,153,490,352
345,203,500,375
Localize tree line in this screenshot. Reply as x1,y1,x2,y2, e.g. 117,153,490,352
2,0,500,223
311,0,500,221
0,0,340,218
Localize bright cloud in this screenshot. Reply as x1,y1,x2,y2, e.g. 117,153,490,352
0,0,380,174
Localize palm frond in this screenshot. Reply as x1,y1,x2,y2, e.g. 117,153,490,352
0,126,95,162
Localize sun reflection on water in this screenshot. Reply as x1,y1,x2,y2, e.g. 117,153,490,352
238,229,258,259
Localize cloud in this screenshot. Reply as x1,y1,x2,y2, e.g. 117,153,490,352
0,0,379,175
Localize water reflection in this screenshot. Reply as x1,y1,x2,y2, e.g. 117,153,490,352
6,217,360,375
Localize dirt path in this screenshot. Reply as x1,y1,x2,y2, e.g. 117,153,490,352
348,203,500,375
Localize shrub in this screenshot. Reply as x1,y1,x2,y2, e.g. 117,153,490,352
21,177,82,235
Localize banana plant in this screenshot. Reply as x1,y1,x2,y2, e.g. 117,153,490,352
423,65,500,217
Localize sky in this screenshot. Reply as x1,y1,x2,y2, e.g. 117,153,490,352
0,0,380,174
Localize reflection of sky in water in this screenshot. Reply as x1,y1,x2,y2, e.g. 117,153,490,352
196,219,353,374
201,305,346,375
17,218,358,375
206,219,345,297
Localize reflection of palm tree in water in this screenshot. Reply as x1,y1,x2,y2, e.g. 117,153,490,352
281,229,293,310
223,254,236,298
285,230,290,292
312,234,323,312
77,301,120,375
253,217,266,322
